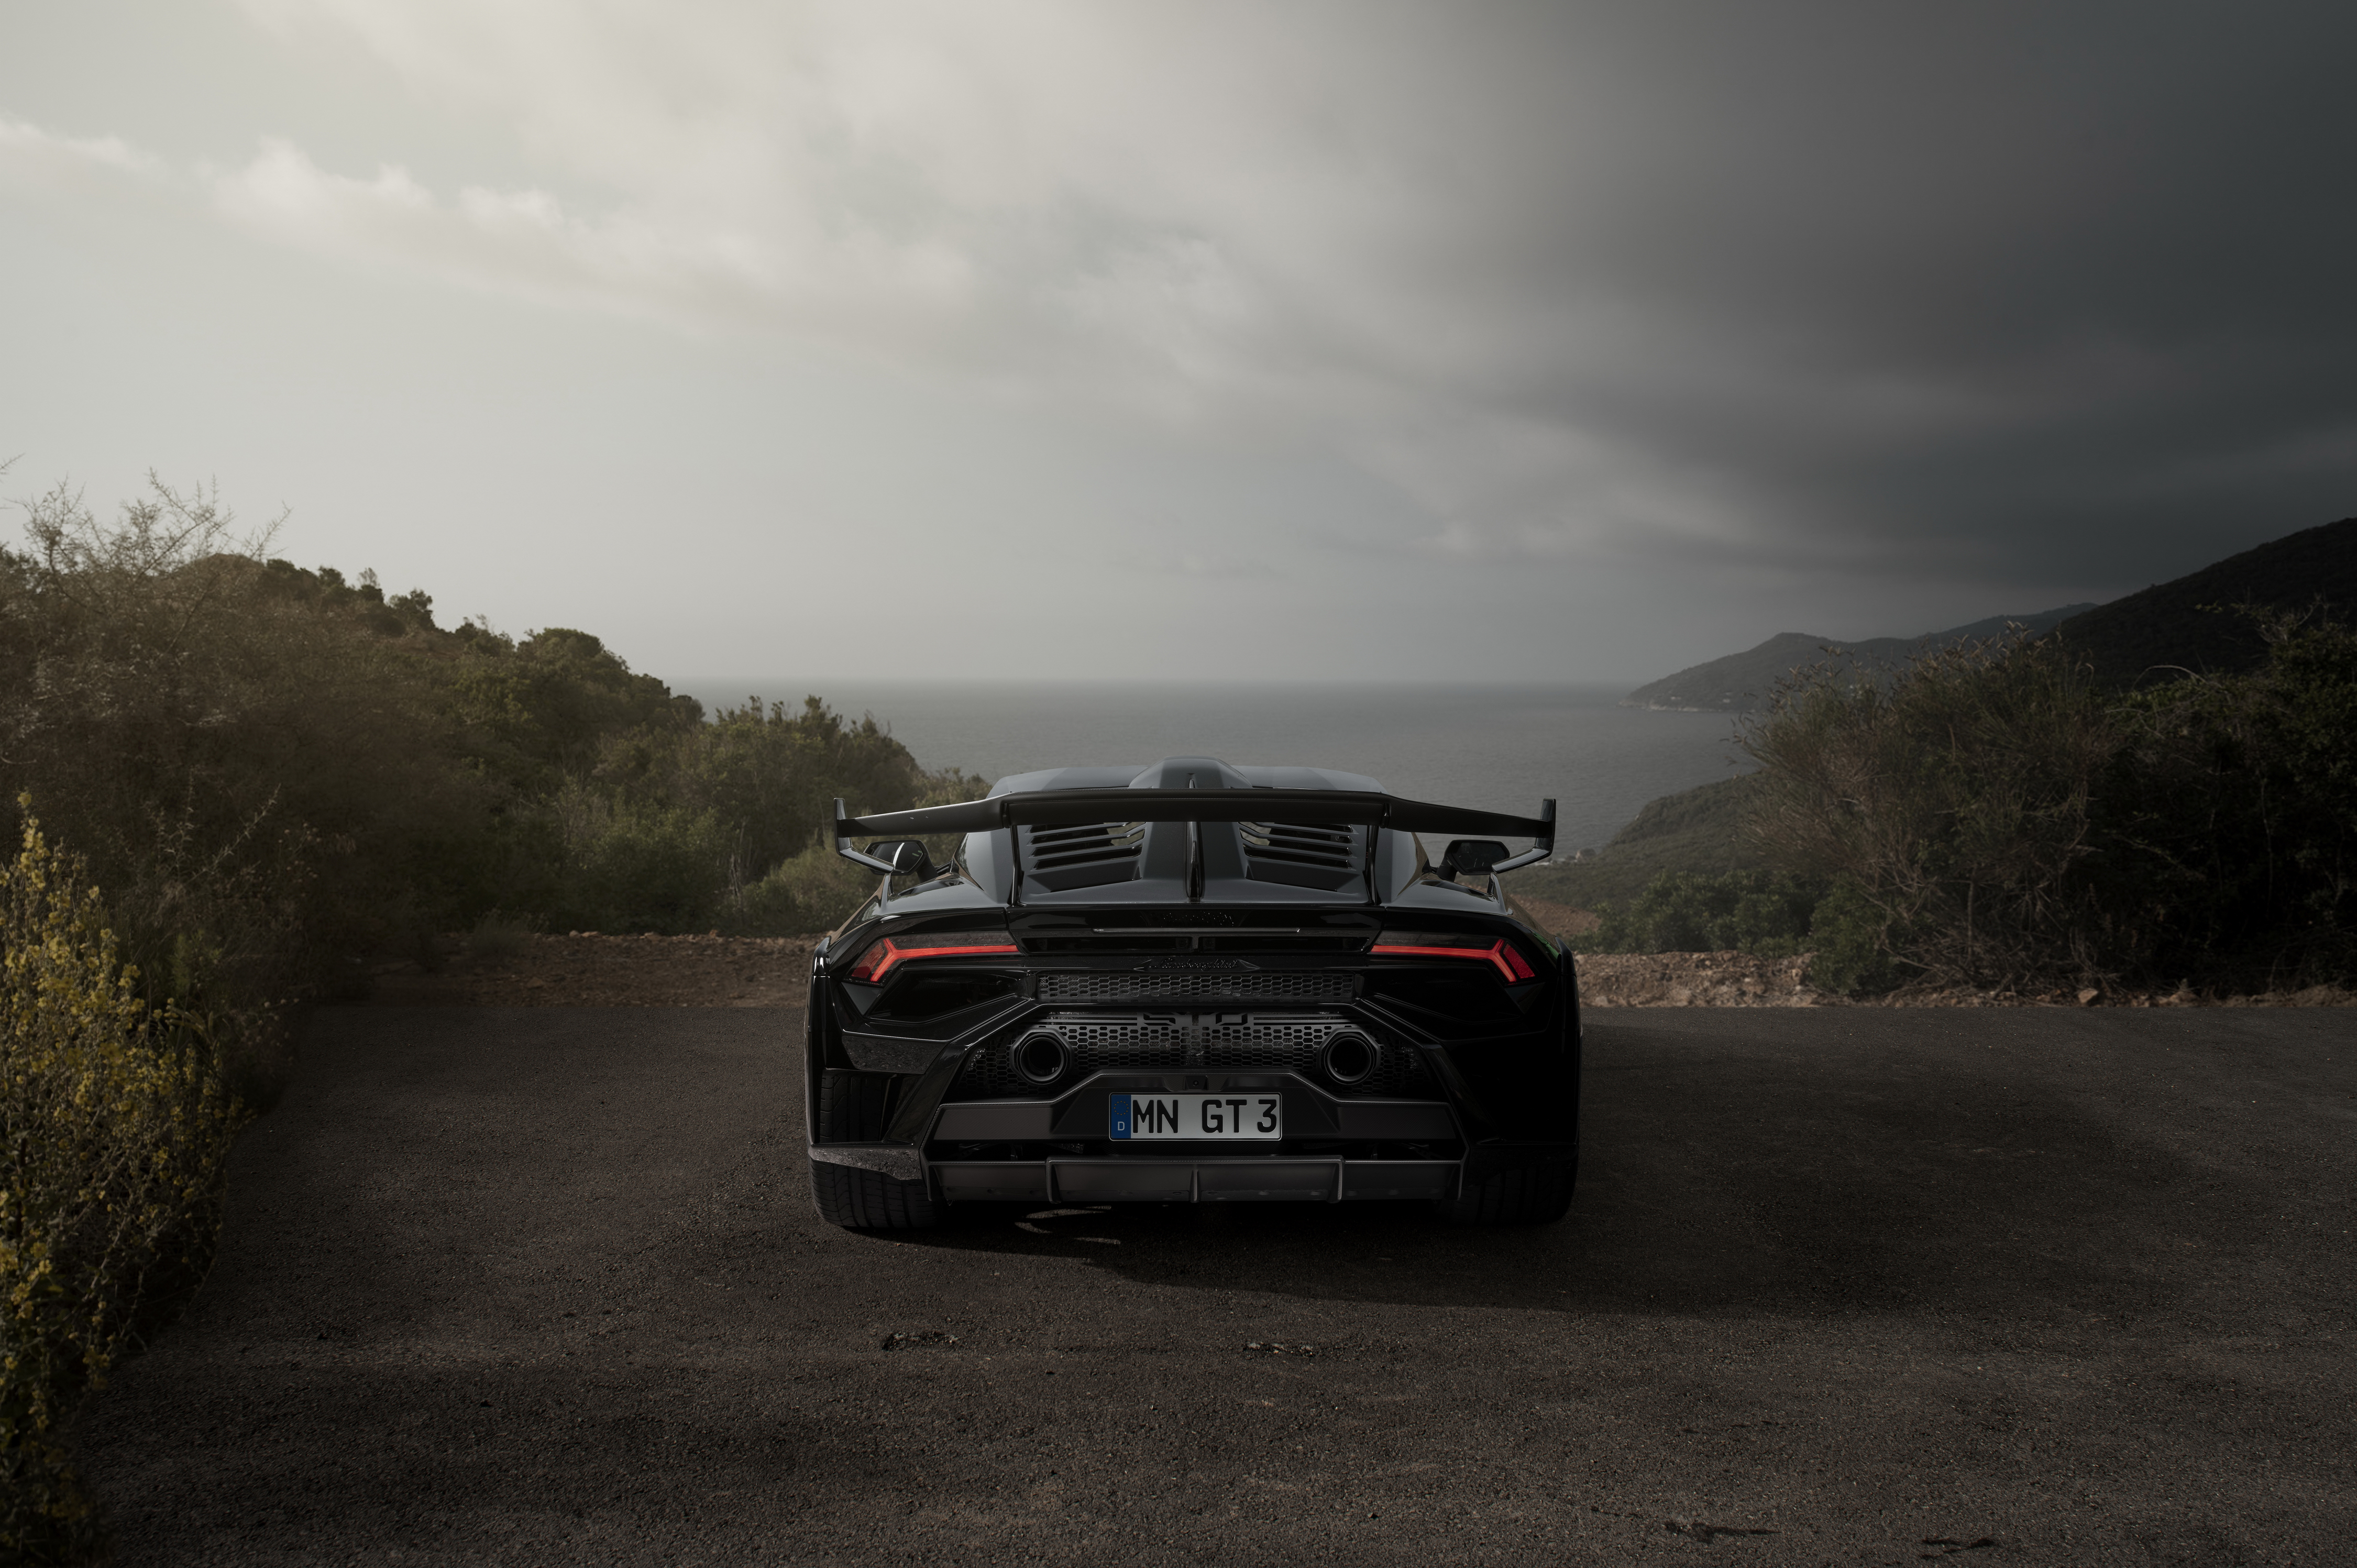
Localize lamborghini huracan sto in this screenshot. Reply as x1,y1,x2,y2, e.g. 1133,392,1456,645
805,757,1578,1229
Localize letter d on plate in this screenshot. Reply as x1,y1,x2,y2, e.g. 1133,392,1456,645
1109,1093,1132,1140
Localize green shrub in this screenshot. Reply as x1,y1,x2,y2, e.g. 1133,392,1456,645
1,473,976,977
1512,773,1764,909
0,807,241,1559
734,845,878,935
668,697,934,881
1742,614,2357,992
1744,630,2117,992
543,786,727,934
2092,613,2357,984
0,477,495,1004
465,910,538,959
1803,878,1902,996
1571,868,1821,958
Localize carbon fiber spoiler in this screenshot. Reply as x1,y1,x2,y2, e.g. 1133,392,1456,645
834,788,1556,878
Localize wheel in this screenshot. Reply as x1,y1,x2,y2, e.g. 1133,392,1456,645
816,1067,892,1141
810,1157,942,1230
809,1070,941,1230
1437,1158,1576,1226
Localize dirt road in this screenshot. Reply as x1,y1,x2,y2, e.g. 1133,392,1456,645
79,1006,2356,1564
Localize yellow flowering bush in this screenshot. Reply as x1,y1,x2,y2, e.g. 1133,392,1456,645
0,803,243,1560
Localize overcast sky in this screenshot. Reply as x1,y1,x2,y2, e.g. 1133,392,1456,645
4,2,2353,684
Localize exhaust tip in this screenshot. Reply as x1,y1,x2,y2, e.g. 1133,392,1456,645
1011,1031,1069,1087
1320,1031,1379,1086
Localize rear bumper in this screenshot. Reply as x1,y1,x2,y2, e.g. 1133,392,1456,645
930,1080,1458,1144
807,1067,1573,1206
931,1154,1460,1205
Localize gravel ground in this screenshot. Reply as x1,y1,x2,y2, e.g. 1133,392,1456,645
74,1004,2356,1564
73,995,2357,1556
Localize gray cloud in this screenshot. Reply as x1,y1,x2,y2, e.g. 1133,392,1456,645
2,1,2352,679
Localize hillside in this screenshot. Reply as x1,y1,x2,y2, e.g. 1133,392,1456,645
1623,604,2093,712
2053,515,2357,688
1511,772,1765,908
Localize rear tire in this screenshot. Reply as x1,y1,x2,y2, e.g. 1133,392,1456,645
810,1157,942,1230
810,1069,940,1230
1438,1160,1576,1226
816,1068,892,1141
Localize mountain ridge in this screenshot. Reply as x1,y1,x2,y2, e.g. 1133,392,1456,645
1622,604,2095,713
2052,515,2357,687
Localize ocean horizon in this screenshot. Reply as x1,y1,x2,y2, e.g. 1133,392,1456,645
673,679,1753,858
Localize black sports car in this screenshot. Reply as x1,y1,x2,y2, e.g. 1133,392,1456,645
805,756,1578,1229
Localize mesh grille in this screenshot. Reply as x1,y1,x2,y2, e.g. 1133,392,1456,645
1037,971,1355,1004
947,1013,1433,1100
1047,1018,1189,1072
1204,1019,1339,1069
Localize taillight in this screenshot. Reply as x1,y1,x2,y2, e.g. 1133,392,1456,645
1370,933,1538,984
845,930,1020,984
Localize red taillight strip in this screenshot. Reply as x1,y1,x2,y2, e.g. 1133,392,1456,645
848,937,1021,984
1370,938,1537,984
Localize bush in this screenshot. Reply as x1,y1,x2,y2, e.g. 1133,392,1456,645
734,845,879,935
1802,878,1902,996
0,474,973,964
1512,773,1766,910
1743,630,2117,992
542,785,727,934
2094,612,2357,984
465,910,538,959
1570,869,1821,958
0,807,241,1559
669,697,935,884
1742,615,2357,993
0,477,493,1002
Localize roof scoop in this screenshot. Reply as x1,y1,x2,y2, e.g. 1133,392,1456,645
1130,757,1251,789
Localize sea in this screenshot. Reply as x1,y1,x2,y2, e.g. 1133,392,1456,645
675,681,1754,858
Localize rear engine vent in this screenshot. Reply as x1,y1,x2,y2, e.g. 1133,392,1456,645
1023,821,1145,891
1037,971,1355,1004
949,1013,1434,1099
1241,821,1362,892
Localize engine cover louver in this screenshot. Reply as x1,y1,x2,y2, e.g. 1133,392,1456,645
1241,821,1356,869
1029,820,1146,869
1022,821,1146,890
1241,821,1362,891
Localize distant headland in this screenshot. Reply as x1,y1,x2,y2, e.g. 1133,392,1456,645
1621,606,2093,713
1622,512,2357,712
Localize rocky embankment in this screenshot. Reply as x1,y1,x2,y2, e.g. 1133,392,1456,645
1576,952,1819,1007
1573,953,2354,1008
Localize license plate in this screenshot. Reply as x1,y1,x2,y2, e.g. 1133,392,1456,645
1109,1092,1282,1141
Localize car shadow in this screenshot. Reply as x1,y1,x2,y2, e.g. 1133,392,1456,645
891,1017,2204,1322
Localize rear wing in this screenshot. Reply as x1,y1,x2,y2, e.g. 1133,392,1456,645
833,787,1556,881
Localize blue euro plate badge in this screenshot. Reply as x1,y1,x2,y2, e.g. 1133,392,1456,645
1110,1092,1283,1141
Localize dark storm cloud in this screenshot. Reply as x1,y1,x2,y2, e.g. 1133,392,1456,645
1451,3,2357,586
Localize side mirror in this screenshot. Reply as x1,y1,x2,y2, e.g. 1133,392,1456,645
833,799,944,878
866,838,937,878
1436,838,1511,883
